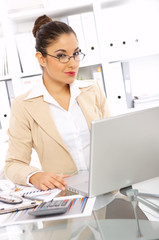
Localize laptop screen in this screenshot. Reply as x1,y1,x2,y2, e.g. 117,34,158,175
89,106,159,197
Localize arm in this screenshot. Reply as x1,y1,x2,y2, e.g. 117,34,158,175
5,97,39,185
5,98,68,190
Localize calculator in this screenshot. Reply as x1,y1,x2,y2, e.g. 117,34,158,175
28,199,72,217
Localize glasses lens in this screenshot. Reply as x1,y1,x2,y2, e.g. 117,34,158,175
60,55,70,63
75,53,85,61
59,53,85,63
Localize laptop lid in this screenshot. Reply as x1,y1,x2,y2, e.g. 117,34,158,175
88,106,159,197
66,106,159,197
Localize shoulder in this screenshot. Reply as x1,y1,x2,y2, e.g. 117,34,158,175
75,79,96,88
75,79,100,91
12,91,31,102
75,79,96,89
11,91,31,111
75,79,104,96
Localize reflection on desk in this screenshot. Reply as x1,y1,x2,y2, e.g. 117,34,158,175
97,219,159,240
133,176,159,221
0,213,159,240
0,190,159,240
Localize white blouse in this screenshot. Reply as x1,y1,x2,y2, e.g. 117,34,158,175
25,77,93,172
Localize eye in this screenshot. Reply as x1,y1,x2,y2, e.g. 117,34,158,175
56,53,67,58
73,51,80,56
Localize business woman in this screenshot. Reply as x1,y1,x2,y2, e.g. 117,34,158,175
5,15,110,191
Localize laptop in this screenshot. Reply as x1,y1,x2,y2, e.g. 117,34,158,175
66,106,159,197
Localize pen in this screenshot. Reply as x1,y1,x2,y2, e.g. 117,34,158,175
22,194,44,202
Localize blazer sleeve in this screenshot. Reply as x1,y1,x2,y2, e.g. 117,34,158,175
5,98,40,185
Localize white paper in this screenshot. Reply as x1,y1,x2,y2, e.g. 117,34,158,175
0,195,96,227
14,185,61,201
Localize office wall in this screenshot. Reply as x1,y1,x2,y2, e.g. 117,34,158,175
0,0,159,115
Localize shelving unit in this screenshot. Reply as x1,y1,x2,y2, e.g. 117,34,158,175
0,0,159,175
0,0,159,132
99,0,159,113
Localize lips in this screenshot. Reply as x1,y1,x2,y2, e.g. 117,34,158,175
65,72,76,77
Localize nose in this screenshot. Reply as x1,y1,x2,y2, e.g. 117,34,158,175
69,56,76,62
68,56,77,68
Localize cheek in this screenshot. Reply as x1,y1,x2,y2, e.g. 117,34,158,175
47,60,64,73
76,62,80,68
54,64,66,74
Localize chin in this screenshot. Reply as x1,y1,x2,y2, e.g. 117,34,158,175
66,78,76,84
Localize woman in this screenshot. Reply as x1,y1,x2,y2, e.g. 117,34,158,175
5,15,110,191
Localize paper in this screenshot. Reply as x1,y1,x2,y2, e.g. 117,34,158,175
0,195,96,227
0,181,61,216
0,198,37,214
14,185,61,201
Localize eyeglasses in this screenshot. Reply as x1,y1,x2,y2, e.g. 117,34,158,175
45,52,85,63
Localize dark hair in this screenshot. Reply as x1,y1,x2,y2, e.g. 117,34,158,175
32,15,77,56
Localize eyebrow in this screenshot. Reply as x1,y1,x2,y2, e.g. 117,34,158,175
55,47,79,53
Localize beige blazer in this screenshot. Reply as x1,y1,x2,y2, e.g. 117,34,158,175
5,80,110,185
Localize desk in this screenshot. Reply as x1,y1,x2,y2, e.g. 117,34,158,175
0,190,159,240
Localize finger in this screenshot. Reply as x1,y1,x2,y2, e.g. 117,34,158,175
44,181,56,190
51,175,67,186
50,179,66,191
40,183,49,191
57,174,71,178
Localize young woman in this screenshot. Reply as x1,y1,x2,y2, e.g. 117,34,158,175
5,15,110,191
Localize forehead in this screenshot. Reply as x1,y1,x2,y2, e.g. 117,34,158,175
48,33,79,51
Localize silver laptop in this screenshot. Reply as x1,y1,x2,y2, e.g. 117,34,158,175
66,106,159,197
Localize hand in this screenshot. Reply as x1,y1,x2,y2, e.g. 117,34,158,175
29,172,70,191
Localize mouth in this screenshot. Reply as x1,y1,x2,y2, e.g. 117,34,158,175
65,72,76,77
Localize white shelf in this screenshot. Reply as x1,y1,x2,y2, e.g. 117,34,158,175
0,76,12,81
108,53,159,64
20,72,42,79
8,1,93,23
0,0,159,118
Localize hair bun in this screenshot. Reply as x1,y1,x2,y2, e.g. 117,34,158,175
32,14,53,38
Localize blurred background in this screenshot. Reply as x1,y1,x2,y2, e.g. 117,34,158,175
0,0,159,173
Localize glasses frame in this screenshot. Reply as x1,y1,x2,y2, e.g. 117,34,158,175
45,52,85,63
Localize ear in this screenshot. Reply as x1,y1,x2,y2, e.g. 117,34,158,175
36,52,46,67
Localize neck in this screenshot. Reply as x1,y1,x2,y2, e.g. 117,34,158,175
43,78,69,97
43,77,71,111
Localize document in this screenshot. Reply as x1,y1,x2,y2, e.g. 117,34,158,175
0,198,37,214
0,182,61,215
0,180,96,226
12,185,61,203
0,195,96,227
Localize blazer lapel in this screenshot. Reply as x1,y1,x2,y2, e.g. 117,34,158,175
24,87,99,150
24,96,68,152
